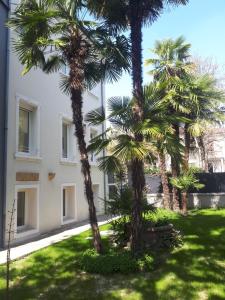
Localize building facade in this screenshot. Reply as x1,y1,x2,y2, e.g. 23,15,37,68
0,0,9,248
2,1,106,247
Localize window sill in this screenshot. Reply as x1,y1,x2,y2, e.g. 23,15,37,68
15,152,42,162
62,218,76,225
60,159,78,166
15,228,38,239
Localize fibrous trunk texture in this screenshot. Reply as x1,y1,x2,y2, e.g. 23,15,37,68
158,151,171,209
67,32,103,254
181,192,188,215
129,1,145,255
183,123,191,172
171,124,180,211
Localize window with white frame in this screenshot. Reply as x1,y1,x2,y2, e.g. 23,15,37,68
61,185,76,224
16,186,39,236
17,97,40,157
108,172,117,199
61,118,75,161
89,128,98,163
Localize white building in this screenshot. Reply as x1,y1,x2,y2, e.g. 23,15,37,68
189,127,225,172
0,1,106,248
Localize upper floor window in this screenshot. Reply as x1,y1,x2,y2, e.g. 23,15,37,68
61,117,76,162
62,122,69,158
19,108,30,153
16,96,40,158
90,128,98,163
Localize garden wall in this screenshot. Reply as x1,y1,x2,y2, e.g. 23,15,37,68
146,173,225,208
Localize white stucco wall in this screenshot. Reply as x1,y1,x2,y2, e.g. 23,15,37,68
5,24,106,244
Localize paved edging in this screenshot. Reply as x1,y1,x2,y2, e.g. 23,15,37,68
0,218,113,265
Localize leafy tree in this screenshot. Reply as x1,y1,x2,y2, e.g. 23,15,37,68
87,0,189,254
8,0,130,253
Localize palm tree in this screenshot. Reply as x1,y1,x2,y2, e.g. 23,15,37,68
146,36,192,211
88,0,189,254
87,82,181,215
8,0,130,253
155,129,184,210
170,168,204,215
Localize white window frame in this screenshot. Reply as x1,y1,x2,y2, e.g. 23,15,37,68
14,184,39,239
61,183,77,225
60,114,77,165
15,94,41,161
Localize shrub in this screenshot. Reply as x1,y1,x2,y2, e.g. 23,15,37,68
79,249,154,274
144,208,178,227
111,209,182,249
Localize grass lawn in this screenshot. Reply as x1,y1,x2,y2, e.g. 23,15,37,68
0,209,225,300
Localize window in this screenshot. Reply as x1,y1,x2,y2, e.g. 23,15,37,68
15,185,39,237
16,96,40,158
61,185,76,224
19,108,30,153
62,122,69,158
17,191,26,227
61,118,76,162
90,129,98,163
63,188,66,217
108,173,117,199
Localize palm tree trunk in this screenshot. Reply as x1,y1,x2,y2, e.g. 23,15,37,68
71,88,103,254
181,192,188,215
171,124,180,211
129,2,145,254
158,151,171,209
183,124,190,172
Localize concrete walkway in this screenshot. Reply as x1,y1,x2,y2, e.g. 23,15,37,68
0,216,112,265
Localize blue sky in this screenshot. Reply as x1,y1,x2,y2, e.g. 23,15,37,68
106,0,225,99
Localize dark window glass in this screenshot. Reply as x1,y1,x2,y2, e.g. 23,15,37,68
19,108,30,152
108,172,115,184
63,188,66,217
17,191,25,227
62,123,68,158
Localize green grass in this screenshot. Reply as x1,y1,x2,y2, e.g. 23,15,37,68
0,209,225,300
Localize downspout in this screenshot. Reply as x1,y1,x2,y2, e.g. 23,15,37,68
0,0,10,249
101,80,107,214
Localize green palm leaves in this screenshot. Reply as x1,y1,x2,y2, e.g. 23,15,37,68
8,0,131,87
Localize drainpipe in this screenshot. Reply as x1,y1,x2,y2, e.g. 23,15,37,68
0,0,10,249
100,80,107,214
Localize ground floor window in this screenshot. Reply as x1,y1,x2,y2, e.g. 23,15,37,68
17,191,26,227
61,185,76,224
15,185,39,236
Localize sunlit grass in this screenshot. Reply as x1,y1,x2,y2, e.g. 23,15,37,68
0,209,225,300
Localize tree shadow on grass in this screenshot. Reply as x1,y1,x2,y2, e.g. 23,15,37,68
0,210,225,300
